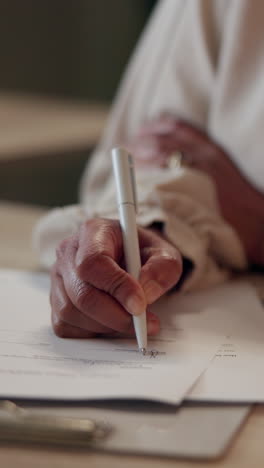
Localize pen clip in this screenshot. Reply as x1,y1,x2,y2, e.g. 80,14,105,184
128,153,138,213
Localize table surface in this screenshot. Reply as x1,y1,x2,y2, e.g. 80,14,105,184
0,93,108,158
0,201,264,468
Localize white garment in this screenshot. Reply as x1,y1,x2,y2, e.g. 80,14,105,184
34,0,264,289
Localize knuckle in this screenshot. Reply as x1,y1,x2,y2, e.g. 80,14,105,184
83,217,119,234
78,254,119,285
75,281,97,314
56,238,69,260
53,320,95,339
53,320,70,338
82,218,96,230
75,281,90,310
78,219,122,278
81,251,101,273
106,270,129,298
56,235,78,261
57,301,74,324
49,279,73,322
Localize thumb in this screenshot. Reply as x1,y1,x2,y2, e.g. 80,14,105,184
139,235,182,304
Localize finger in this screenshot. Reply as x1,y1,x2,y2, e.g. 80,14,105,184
51,308,160,339
51,308,96,339
132,135,172,160
138,228,182,304
75,219,146,316
56,238,160,335
136,120,211,165
50,268,117,335
167,121,212,157
132,135,179,161
128,133,196,169
138,114,181,136
138,116,203,142
170,120,208,143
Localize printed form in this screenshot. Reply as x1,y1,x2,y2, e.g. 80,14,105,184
0,269,216,404
151,281,264,402
1,269,264,403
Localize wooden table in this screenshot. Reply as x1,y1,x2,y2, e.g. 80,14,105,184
0,201,264,468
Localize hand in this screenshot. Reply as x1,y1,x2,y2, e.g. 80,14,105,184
125,114,186,168
50,218,182,338
125,113,226,170
127,114,264,264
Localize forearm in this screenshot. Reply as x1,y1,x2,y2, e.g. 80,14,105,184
206,150,264,266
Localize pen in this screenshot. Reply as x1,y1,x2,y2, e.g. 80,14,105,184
112,147,147,355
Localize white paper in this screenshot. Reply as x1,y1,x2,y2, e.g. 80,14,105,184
151,281,264,402
0,269,217,404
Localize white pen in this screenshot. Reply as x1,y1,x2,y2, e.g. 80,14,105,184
112,147,147,355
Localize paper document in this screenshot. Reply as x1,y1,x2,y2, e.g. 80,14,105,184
151,281,264,402
0,269,216,404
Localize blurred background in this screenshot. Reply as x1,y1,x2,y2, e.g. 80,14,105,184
0,0,157,207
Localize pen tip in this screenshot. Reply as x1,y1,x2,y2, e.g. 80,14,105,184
140,348,147,356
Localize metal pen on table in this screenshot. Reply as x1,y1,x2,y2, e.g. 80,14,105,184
112,147,147,355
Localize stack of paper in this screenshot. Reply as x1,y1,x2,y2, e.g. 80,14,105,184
0,269,216,404
0,268,263,403
152,280,264,402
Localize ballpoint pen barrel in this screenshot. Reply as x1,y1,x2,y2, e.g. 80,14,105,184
118,203,147,351
112,147,147,352
111,148,135,206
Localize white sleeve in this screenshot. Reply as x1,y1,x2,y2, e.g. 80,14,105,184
33,165,247,290
33,0,247,289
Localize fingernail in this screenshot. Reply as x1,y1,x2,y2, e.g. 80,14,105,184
143,280,163,304
147,318,159,335
125,296,145,316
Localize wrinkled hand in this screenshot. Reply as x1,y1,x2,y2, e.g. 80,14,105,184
127,113,264,264
50,218,182,338
125,113,224,170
